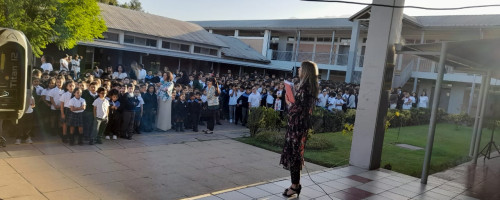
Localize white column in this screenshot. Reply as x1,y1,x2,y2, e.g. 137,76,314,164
234,30,239,37
346,20,361,83
467,75,476,115
118,31,125,44
293,30,301,77
157,39,162,50
473,71,492,164
349,0,405,170
312,37,317,62
208,29,213,34
413,31,425,92
328,31,336,65
469,75,486,156
262,30,271,57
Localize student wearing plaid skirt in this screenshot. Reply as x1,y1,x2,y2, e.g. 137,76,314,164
68,88,86,146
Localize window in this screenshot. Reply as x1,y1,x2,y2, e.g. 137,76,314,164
212,30,235,36
287,37,295,42
101,32,119,42
161,41,190,52
134,37,146,45
194,46,218,56
299,37,314,42
317,37,332,42
238,30,264,37
340,38,351,44
124,35,134,44
146,39,157,47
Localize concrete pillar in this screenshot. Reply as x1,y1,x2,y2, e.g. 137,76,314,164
178,58,181,71
326,69,331,81
413,31,425,92
278,36,288,52
262,30,271,57
473,71,492,164
157,39,162,50
328,31,336,65
312,37,317,62
467,75,476,115
349,0,405,170
208,29,213,33
234,30,239,37
293,30,301,77
118,50,123,65
139,54,143,64
346,20,361,83
118,31,125,44
469,75,486,156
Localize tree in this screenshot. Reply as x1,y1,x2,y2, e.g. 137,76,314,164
121,0,143,11
0,0,106,57
98,0,118,5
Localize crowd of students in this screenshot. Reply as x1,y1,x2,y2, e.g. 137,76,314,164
12,55,369,145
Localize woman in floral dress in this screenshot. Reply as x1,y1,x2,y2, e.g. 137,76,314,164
156,72,174,131
280,61,319,197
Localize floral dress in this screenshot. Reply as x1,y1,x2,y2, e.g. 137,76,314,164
280,83,316,171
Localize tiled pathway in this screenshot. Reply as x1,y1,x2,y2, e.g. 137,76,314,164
191,165,486,200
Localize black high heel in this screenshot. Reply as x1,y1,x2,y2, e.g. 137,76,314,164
282,185,301,197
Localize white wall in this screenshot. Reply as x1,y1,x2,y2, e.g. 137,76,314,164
448,83,466,114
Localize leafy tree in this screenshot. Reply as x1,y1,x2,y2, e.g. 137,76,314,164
121,0,143,11
98,0,118,5
0,0,106,57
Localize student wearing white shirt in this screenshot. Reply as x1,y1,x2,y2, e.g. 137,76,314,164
59,81,76,144
138,64,147,83
333,94,345,111
60,55,69,72
228,86,238,123
418,91,429,108
248,87,261,108
70,55,82,80
93,87,109,144
327,94,337,111
317,89,329,108
112,65,128,79
266,89,275,108
68,88,86,145
49,77,64,135
402,93,412,110
40,55,53,72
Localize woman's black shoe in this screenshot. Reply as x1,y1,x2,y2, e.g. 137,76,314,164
282,185,301,197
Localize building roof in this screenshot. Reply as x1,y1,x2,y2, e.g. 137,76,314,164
192,18,353,30
99,3,227,47
193,14,500,30
214,35,269,63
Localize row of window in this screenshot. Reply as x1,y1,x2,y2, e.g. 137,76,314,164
100,32,218,56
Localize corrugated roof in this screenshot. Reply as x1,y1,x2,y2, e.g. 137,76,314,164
214,35,269,63
192,18,353,30
99,3,227,47
415,15,500,28
194,15,500,30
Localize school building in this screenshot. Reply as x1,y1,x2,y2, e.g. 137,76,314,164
51,3,500,115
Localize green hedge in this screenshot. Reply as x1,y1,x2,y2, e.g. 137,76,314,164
247,106,452,135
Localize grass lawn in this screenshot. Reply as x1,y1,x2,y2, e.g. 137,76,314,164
236,123,500,177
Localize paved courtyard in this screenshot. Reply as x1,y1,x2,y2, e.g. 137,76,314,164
0,122,325,200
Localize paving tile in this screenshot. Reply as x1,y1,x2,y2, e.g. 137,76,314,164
430,187,461,197
335,177,364,187
365,180,399,190
314,195,342,200
216,191,253,200
314,171,342,181
236,187,272,199
331,190,364,200
389,187,420,198
343,187,375,199
357,170,391,180
452,194,480,200
256,183,287,195
322,180,352,190
415,191,453,200
355,184,388,194
378,191,410,200
196,195,224,200
347,175,373,183
43,187,99,200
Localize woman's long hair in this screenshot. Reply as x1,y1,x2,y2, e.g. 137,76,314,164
298,61,319,98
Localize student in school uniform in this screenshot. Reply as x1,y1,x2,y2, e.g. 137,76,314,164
92,87,109,144
133,87,144,134
188,92,202,132
141,84,157,132
59,80,75,143
105,89,120,140
119,84,138,140
174,93,188,132
15,96,35,145
68,88,86,146
82,82,98,144
40,78,55,133
49,77,65,139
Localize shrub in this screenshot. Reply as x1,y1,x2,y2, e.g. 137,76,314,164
446,113,473,130
311,107,345,133
247,107,283,136
254,130,334,150
345,109,357,124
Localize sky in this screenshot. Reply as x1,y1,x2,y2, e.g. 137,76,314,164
116,0,500,21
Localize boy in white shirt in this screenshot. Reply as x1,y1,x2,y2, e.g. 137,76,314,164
248,87,261,108
49,77,65,138
93,87,109,144
317,89,329,108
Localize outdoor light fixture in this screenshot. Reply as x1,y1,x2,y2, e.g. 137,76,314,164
0,28,33,122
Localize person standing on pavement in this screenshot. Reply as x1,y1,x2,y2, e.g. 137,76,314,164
280,61,319,198
203,78,220,134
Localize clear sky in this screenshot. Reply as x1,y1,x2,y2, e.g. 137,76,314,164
117,0,500,21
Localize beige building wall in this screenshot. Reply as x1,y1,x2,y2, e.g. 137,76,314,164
239,38,264,53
